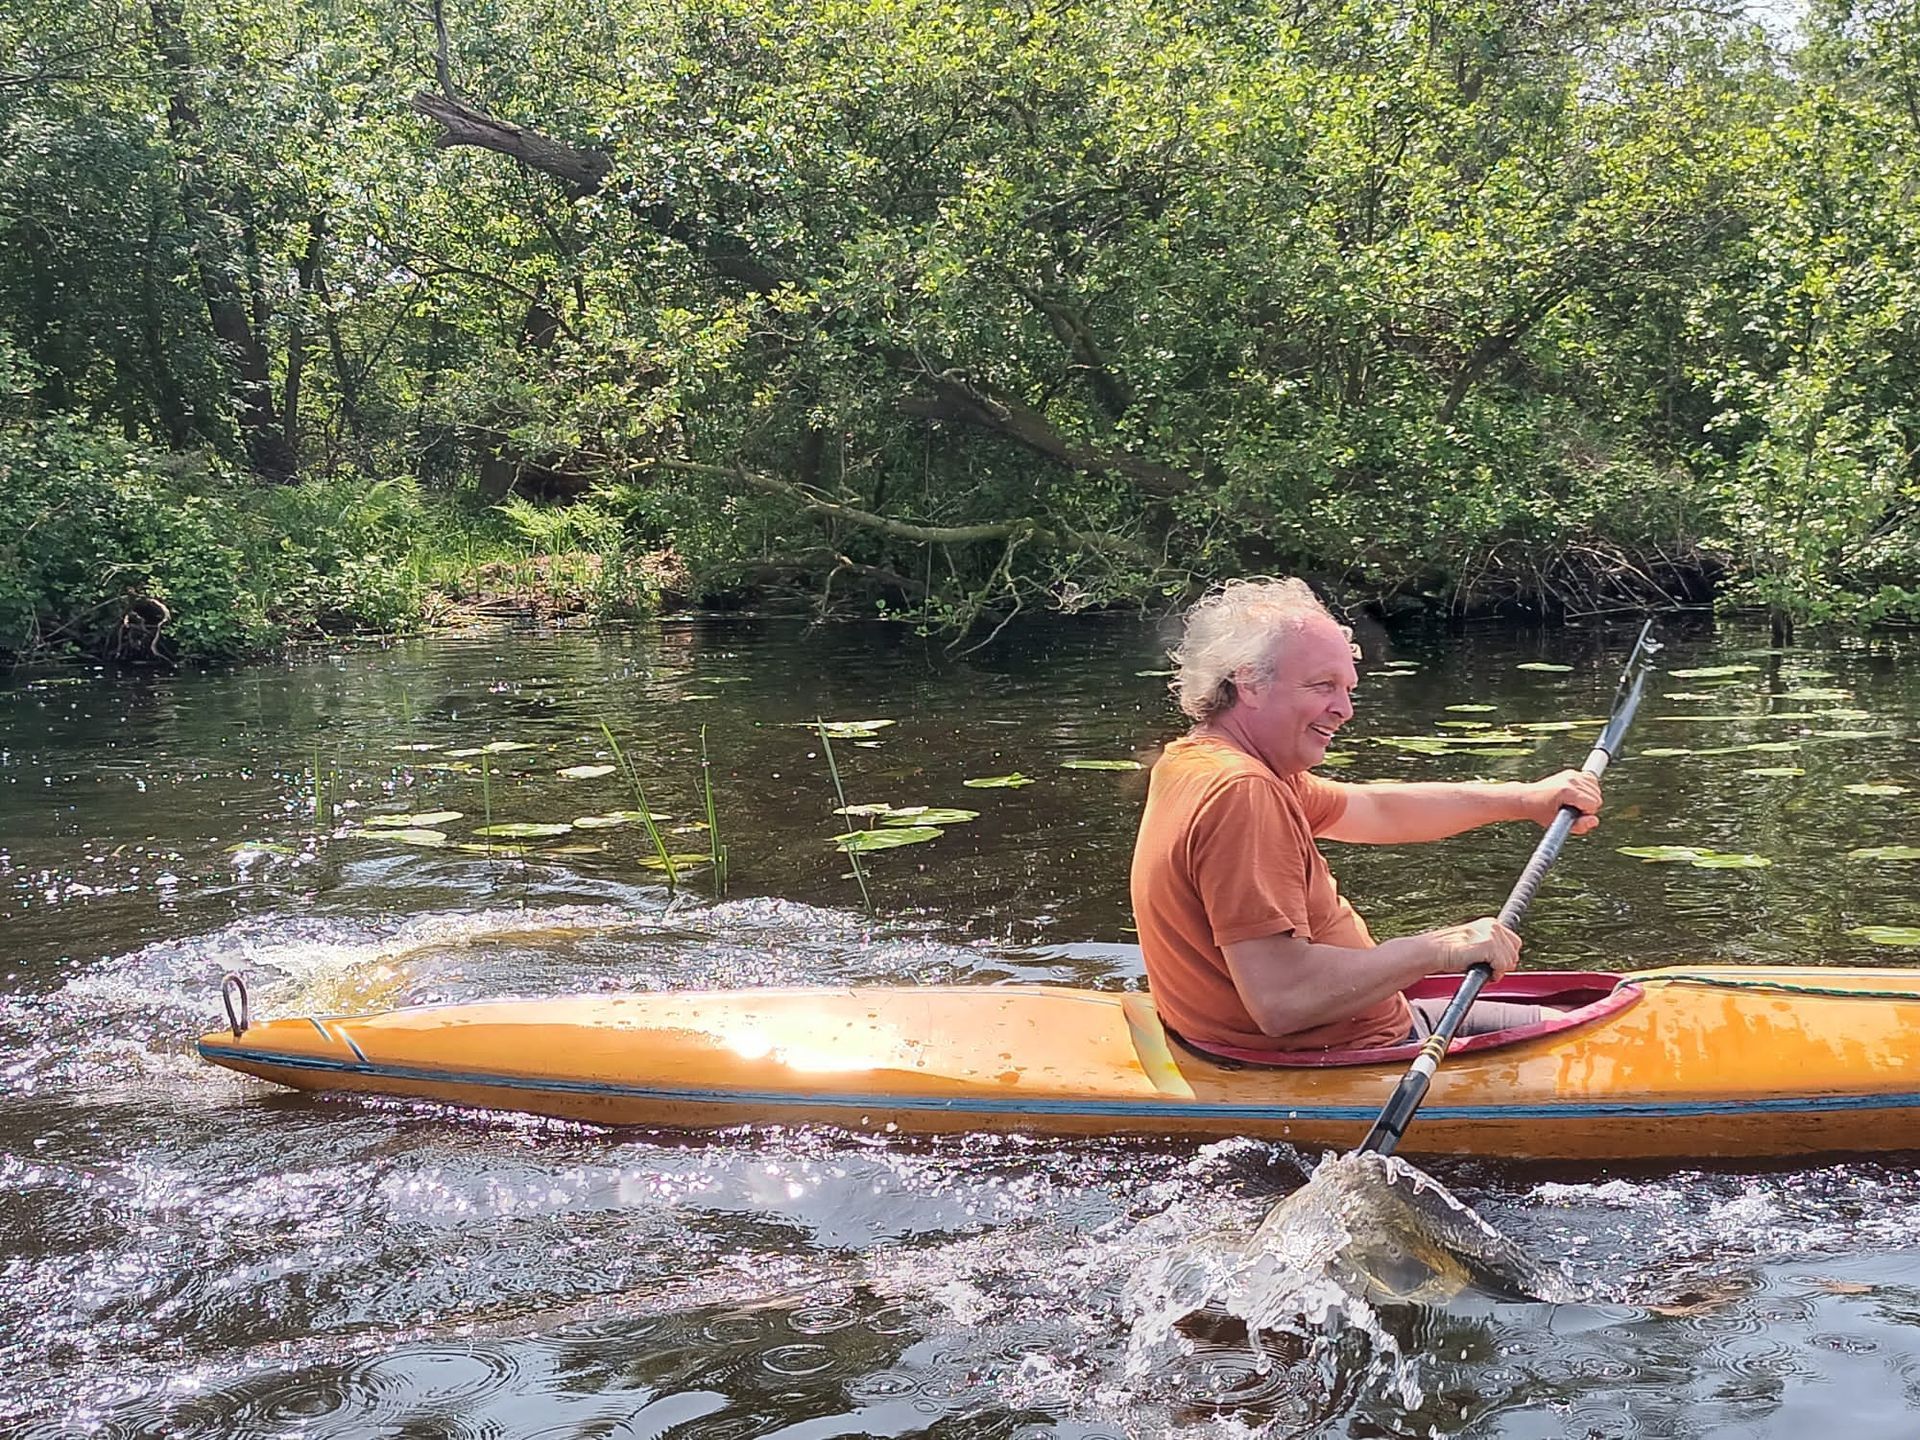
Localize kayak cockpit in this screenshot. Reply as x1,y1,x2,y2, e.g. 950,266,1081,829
1166,972,1643,1068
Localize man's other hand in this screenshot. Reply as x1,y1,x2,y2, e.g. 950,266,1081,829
1424,917,1522,977
1522,768,1602,834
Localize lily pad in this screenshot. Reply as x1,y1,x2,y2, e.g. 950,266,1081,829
1514,720,1602,732
1843,783,1909,797
225,840,299,857
454,841,528,856
445,740,538,758
1136,668,1174,677
1849,926,1920,947
832,803,896,817
1691,852,1772,869
364,811,464,828
1744,767,1805,778
637,852,711,871
1665,693,1720,702
573,810,670,829
472,822,574,838
1060,758,1144,771
1618,845,1705,863
883,806,979,825
1815,729,1891,740
557,764,616,780
364,828,450,847
1616,845,1770,868
1740,741,1801,754
1445,704,1499,713
1320,751,1355,768
1848,846,1920,861
1516,662,1574,672
834,825,943,852
963,773,1034,788
1436,720,1493,730
814,720,896,738
1667,665,1762,679
1780,687,1850,701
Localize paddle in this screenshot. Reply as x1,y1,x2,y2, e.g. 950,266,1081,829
1356,620,1663,1158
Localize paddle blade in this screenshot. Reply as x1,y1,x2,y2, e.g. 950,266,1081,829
1250,1152,1570,1306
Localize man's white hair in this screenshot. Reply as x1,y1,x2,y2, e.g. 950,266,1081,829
1169,577,1355,723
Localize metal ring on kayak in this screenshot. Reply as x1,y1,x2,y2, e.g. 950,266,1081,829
221,973,250,1037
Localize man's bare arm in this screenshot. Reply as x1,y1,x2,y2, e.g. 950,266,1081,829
1222,919,1521,1038
1318,770,1601,845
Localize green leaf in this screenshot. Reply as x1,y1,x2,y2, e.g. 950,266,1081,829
883,806,978,825
832,802,895,816
1667,665,1762,679
1444,704,1499,712
364,810,464,827
573,810,670,828
1743,767,1805,778
1843,783,1908,797
1516,662,1574,672
1849,926,1920,947
637,852,711,870
963,773,1034,788
472,822,573,838
1617,845,1704,862
1849,846,1920,861
557,764,616,780
1690,852,1771,869
364,828,449,847
834,825,943,852
813,719,895,738
1060,758,1143,771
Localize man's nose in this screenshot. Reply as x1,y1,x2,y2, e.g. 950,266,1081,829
1329,690,1354,720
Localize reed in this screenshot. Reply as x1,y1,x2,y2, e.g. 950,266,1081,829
698,724,728,894
479,750,493,855
817,720,873,914
311,743,332,832
599,720,678,889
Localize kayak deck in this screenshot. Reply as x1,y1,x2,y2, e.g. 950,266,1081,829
198,967,1920,1160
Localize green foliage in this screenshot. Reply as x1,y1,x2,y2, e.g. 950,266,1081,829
0,0,1916,639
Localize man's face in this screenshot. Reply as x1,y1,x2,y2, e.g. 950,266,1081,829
1234,615,1359,773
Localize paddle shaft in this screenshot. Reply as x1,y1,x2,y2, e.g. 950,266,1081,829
1358,622,1659,1157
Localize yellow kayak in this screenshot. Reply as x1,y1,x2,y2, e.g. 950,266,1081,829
197,967,1920,1160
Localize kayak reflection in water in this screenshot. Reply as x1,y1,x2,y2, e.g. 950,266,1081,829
1129,576,1602,1057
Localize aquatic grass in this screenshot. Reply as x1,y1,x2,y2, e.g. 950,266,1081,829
699,724,728,894
479,751,494,854
598,720,678,888
817,719,873,914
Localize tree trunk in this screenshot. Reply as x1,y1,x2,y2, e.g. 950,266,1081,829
148,0,296,481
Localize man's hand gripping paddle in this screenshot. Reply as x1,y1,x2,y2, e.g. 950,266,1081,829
1358,620,1663,1158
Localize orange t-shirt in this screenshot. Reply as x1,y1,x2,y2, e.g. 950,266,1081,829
1129,734,1411,1051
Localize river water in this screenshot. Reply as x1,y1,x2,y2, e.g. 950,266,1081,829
3,614,1918,1438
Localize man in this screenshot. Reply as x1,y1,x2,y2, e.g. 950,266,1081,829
1130,577,1602,1054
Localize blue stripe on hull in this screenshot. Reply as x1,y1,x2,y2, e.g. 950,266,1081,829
198,1042,1920,1125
